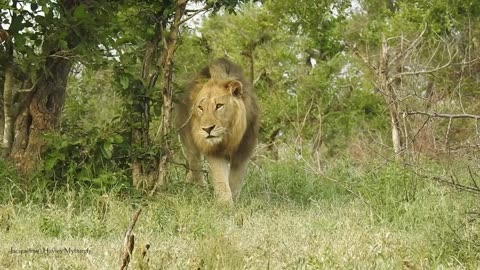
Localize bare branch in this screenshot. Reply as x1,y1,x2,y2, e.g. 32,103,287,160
348,44,378,72
389,23,428,64
179,7,208,25
445,117,453,151
406,114,431,147
388,57,454,85
16,78,40,93
404,111,480,120
456,57,480,66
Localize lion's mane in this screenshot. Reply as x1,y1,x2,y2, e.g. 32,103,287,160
176,58,259,160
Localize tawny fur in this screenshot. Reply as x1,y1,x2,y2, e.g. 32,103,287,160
175,58,259,203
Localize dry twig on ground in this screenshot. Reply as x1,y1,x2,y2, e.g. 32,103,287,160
120,208,142,270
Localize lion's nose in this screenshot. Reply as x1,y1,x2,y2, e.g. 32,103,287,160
202,125,215,134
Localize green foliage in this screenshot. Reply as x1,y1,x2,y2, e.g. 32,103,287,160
266,0,351,60
64,68,123,129
2,0,118,72
42,124,129,190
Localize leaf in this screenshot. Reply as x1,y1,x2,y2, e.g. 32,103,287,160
42,6,50,16
44,152,65,172
100,141,113,159
92,172,114,186
113,134,124,144
34,36,43,47
73,4,88,20
9,15,24,33
120,75,129,90
58,39,68,49
13,35,26,50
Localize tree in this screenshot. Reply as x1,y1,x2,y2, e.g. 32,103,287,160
345,0,480,158
1,0,116,175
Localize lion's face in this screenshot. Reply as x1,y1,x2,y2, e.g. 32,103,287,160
191,80,247,153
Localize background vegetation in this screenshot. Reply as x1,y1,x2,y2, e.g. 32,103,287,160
1,0,479,268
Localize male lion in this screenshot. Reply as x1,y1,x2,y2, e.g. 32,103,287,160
175,58,259,204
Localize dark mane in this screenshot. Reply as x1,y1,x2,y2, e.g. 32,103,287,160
195,58,246,84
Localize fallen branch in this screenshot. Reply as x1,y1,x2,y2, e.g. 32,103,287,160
404,111,480,120
120,208,142,270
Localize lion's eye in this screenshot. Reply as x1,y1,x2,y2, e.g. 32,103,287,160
216,103,224,110
197,105,203,112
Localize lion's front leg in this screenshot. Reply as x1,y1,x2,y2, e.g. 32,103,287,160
179,131,207,186
229,159,249,202
184,149,206,186
205,155,233,204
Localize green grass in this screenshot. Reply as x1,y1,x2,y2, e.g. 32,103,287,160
0,158,479,269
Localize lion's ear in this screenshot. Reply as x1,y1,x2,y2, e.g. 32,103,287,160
226,80,243,97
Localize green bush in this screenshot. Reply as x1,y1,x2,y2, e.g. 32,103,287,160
42,123,130,191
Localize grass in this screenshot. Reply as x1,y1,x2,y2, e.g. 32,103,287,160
0,158,479,269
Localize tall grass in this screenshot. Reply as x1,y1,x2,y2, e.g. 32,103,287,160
0,158,478,269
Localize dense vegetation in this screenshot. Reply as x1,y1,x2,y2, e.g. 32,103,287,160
1,0,479,268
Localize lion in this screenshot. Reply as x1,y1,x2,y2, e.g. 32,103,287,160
175,58,259,204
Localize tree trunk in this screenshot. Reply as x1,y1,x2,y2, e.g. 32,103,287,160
5,0,90,175
2,66,14,155
130,21,164,190
380,35,403,158
130,93,152,190
150,0,188,195
1,28,12,157
389,103,402,156
0,75,4,148
10,55,70,175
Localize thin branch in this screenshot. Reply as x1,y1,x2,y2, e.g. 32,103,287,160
467,167,480,192
388,58,454,85
389,23,428,64
349,44,378,72
432,175,480,195
169,159,208,174
406,114,431,147
456,57,480,66
404,111,480,120
179,7,208,25
16,78,40,93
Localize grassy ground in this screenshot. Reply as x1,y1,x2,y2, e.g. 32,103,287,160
0,159,479,269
